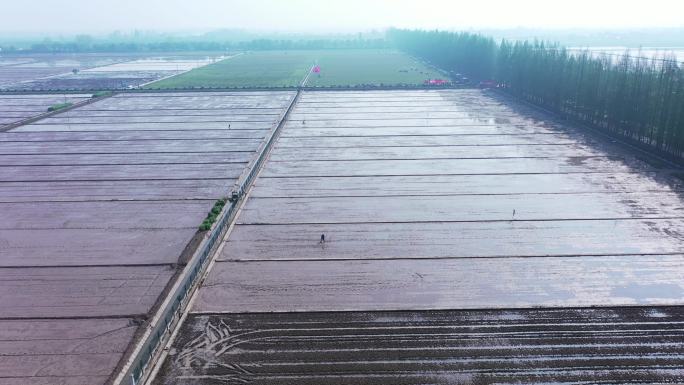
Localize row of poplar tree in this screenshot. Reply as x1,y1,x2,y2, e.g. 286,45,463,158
388,29,684,160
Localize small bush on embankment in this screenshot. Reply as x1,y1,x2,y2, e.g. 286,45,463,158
92,91,113,98
199,198,228,231
47,102,72,112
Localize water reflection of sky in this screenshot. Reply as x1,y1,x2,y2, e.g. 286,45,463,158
568,47,684,63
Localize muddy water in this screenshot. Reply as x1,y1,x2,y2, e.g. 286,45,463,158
200,89,684,311
0,91,296,384
0,94,89,126
158,89,684,384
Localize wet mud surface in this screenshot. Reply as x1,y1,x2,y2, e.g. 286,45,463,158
239,192,684,223
250,172,681,197
0,94,90,126
0,318,137,385
0,128,269,141
196,255,684,312
156,308,684,384
13,121,275,132
217,90,684,270
223,219,684,260
0,91,295,384
0,179,232,202
158,90,684,383
0,54,220,91
0,265,174,318
0,152,252,166
1,227,201,267
0,54,133,88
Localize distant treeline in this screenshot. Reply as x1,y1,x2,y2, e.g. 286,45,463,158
389,29,684,161
1,38,388,53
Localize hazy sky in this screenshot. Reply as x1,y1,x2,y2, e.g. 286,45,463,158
3,0,684,33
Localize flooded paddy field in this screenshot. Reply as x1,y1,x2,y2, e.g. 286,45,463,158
0,53,120,89
0,53,221,90
570,46,684,63
156,89,684,384
0,90,295,384
0,93,90,127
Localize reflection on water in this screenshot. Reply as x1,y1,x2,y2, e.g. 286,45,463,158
568,46,684,63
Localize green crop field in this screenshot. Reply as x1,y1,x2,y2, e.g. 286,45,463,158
147,51,317,88
148,49,446,89
305,49,444,86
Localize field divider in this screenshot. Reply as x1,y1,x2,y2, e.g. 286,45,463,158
112,89,301,385
150,84,472,92
230,92,300,198
300,63,316,87
0,92,116,132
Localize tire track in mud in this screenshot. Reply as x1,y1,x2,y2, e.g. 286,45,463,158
156,308,684,385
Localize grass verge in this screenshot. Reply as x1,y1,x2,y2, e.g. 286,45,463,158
47,102,73,112
148,49,447,89
199,198,228,231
